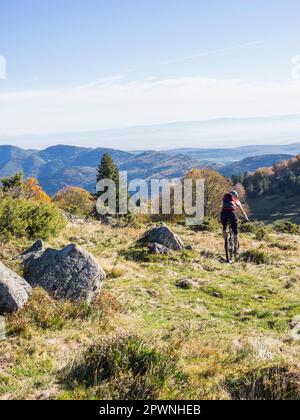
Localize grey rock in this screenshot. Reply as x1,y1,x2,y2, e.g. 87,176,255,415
101,216,118,227
18,240,44,262
23,243,106,303
145,225,184,251
0,316,5,340
148,242,172,255
0,262,32,314
175,278,204,290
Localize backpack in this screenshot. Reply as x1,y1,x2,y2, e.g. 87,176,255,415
223,193,237,211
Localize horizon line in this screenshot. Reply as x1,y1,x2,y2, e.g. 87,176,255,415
0,112,300,143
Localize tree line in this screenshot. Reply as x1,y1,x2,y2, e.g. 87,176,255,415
232,155,300,198
0,152,244,224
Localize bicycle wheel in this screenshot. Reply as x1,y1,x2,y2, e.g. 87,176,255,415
225,233,230,263
228,228,234,263
224,224,233,263
234,237,240,262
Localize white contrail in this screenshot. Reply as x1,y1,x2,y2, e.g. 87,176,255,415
126,40,266,74
70,40,266,89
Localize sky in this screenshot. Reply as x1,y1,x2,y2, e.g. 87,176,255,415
0,0,300,147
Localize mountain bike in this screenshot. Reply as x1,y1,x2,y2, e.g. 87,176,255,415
224,223,240,264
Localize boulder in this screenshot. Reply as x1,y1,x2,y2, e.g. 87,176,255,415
0,262,32,314
143,225,184,251
147,242,172,255
22,243,106,303
18,239,44,262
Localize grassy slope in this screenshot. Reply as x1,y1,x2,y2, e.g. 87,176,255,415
1,222,300,400
249,195,300,224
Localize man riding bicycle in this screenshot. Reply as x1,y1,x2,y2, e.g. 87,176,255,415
220,190,249,255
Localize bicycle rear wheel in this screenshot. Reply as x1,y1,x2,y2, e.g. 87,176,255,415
234,237,240,262
228,228,234,263
224,225,234,263
225,235,230,263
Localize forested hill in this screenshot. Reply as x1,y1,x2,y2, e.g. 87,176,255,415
235,155,300,197
1,144,298,195
233,155,300,223
220,154,293,177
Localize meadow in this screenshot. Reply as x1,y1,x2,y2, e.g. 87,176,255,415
1,220,300,400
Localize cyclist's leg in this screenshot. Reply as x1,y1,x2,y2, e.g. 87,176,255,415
230,213,239,250
220,212,228,243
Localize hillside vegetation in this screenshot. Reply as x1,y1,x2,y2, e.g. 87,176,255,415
1,155,300,400
1,220,300,400
2,144,300,196
233,155,300,222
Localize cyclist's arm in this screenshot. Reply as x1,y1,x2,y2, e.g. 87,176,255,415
238,203,249,221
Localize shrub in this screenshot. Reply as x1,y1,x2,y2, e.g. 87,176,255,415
192,218,220,233
225,365,300,400
0,197,65,240
241,249,270,265
240,222,258,234
255,225,269,241
1,173,51,203
23,177,52,203
273,221,300,235
54,186,93,217
63,334,179,399
240,221,270,240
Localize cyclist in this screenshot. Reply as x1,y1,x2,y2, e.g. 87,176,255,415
220,190,249,254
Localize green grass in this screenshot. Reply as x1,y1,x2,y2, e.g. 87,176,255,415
61,334,182,400
1,222,300,400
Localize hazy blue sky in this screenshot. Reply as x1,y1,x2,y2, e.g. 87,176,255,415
0,0,300,144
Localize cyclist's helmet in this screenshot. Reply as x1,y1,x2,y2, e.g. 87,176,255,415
230,190,239,198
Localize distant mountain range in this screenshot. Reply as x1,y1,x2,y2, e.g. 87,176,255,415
166,143,300,162
0,143,299,195
1,114,300,150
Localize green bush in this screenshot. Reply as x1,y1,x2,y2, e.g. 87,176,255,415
239,222,258,234
239,222,270,241
193,218,220,232
273,221,300,235
63,334,179,399
225,365,300,400
241,249,270,265
255,226,269,241
0,197,65,240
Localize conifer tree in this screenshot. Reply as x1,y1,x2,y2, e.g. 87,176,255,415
95,153,120,214
96,153,118,185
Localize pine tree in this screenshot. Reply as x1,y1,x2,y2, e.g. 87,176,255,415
96,153,118,185
95,153,121,214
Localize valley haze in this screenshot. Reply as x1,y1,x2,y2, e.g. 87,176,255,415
0,114,300,151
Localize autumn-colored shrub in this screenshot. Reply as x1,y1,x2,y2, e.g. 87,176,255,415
54,186,93,216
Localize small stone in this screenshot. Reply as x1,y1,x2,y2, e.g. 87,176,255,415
148,243,171,255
